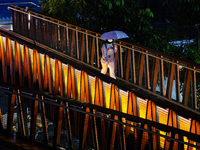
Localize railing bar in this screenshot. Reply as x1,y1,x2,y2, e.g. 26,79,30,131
138,53,144,86
25,13,28,37
130,46,136,83
166,63,175,99
19,12,22,34
75,27,79,59
8,7,200,73
56,23,59,51
191,68,197,109
175,61,180,102
12,10,15,32
48,22,51,47
65,25,69,55
90,37,95,66
1,2,40,6
7,89,15,132
85,31,89,63
95,34,99,68
144,51,150,89
16,89,26,136
124,48,131,81
33,17,36,40
151,58,159,92
182,70,192,106
22,13,26,36
63,103,73,149
40,19,43,44
159,56,165,96
36,18,40,42
117,42,121,77
119,42,123,78
16,11,19,33
38,96,49,144
30,94,39,140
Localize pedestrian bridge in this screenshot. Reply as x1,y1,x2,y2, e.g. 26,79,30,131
0,5,200,150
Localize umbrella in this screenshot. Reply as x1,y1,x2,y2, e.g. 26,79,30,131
100,30,129,40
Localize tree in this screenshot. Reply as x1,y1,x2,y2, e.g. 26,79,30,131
40,0,154,45
162,0,200,49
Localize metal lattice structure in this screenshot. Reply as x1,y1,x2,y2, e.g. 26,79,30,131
0,27,200,149
8,5,200,111
0,5,199,150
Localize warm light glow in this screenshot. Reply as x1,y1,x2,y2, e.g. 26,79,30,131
33,48,197,149
138,98,147,119
120,90,128,113
103,82,111,108
89,75,96,104
75,69,81,100
63,64,68,96
1,39,197,149
157,106,168,148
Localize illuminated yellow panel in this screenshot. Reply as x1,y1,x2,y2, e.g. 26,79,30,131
157,106,168,149
179,116,190,132
103,82,111,109
120,90,128,114
40,54,44,78
179,116,191,150
20,44,24,64
63,64,68,96
75,69,81,101
29,49,33,72
50,58,55,88
157,107,168,125
120,90,128,127
138,98,147,119
89,75,95,104
11,40,15,57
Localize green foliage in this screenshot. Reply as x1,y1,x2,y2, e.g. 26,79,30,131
178,40,200,64
162,0,200,27
41,0,199,62
40,0,155,46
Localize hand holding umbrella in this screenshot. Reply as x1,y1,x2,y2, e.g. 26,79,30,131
100,31,128,79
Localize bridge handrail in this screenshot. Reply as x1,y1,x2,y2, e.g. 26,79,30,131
7,5,200,110
7,6,200,72
8,6,200,71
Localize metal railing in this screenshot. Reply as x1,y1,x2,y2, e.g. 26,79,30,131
0,27,200,150
8,5,200,111
1,84,200,150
